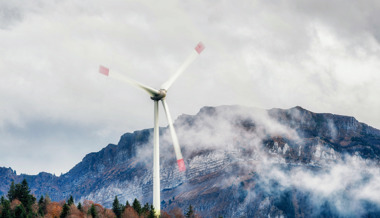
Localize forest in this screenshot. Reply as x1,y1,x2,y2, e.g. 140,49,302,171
0,180,198,218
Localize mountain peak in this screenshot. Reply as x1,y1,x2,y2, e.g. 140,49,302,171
1,105,379,217
291,105,307,111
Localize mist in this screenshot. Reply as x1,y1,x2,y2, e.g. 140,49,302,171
135,105,380,216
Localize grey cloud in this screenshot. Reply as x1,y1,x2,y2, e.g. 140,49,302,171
0,2,22,29
293,0,380,44
0,119,119,175
0,0,380,175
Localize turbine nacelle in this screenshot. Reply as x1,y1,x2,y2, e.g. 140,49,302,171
150,89,167,101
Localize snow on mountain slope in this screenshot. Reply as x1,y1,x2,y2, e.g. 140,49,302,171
1,105,380,217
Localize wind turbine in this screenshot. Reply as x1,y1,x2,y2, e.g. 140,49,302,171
99,42,205,216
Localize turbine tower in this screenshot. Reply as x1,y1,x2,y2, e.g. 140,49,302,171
99,42,205,216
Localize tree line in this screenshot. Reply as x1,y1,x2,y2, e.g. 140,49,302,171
0,179,199,218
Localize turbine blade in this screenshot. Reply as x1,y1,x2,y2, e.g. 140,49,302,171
161,99,186,172
99,65,159,96
160,42,205,90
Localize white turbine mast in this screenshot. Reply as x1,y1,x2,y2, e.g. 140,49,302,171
99,42,205,216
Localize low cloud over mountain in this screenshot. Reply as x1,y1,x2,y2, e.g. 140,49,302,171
1,105,379,217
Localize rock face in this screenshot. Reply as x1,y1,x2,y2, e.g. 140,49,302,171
1,105,380,217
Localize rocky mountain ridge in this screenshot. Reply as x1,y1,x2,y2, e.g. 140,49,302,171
1,105,380,217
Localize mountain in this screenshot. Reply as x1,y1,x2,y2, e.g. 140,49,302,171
1,105,380,217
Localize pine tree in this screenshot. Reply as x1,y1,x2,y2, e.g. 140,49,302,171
7,179,36,213
42,194,51,215
142,203,150,214
15,204,27,218
112,196,122,218
67,195,74,205
89,204,97,218
38,196,44,205
125,200,130,207
132,198,142,215
77,202,82,211
60,203,70,218
147,204,155,218
44,194,51,204
12,179,36,212
7,181,15,202
185,205,194,218
0,198,11,218
38,195,45,216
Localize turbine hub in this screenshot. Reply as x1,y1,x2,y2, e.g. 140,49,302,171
150,89,167,101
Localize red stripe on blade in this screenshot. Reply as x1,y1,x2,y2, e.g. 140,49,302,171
195,42,205,54
99,65,109,76
177,159,186,172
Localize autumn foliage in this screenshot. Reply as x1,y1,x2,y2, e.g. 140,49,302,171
45,202,62,218
9,199,22,210
122,206,139,218
0,180,200,218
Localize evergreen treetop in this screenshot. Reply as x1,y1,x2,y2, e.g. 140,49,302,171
67,195,74,205
7,181,15,202
38,196,44,205
6,179,36,213
89,204,97,218
148,205,156,218
60,203,70,218
77,202,82,211
112,196,122,218
142,202,150,214
185,204,194,218
132,198,142,215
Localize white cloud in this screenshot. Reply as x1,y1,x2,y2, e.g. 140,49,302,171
257,155,380,216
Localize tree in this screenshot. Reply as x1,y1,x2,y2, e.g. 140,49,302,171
7,181,15,202
60,203,70,218
77,202,82,211
0,198,11,218
44,194,51,205
112,196,122,218
38,196,44,205
132,198,141,215
185,205,194,218
126,200,130,207
148,204,156,218
38,196,46,216
142,203,150,214
67,195,74,206
13,179,36,212
6,179,36,214
14,204,27,218
40,194,51,216
103,208,117,218
89,204,97,218
46,202,62,218
122,206,139,218
69,204,82,217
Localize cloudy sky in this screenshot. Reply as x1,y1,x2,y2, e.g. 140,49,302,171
1,0,379,175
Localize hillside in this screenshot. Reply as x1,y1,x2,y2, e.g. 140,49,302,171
1,105,380,217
